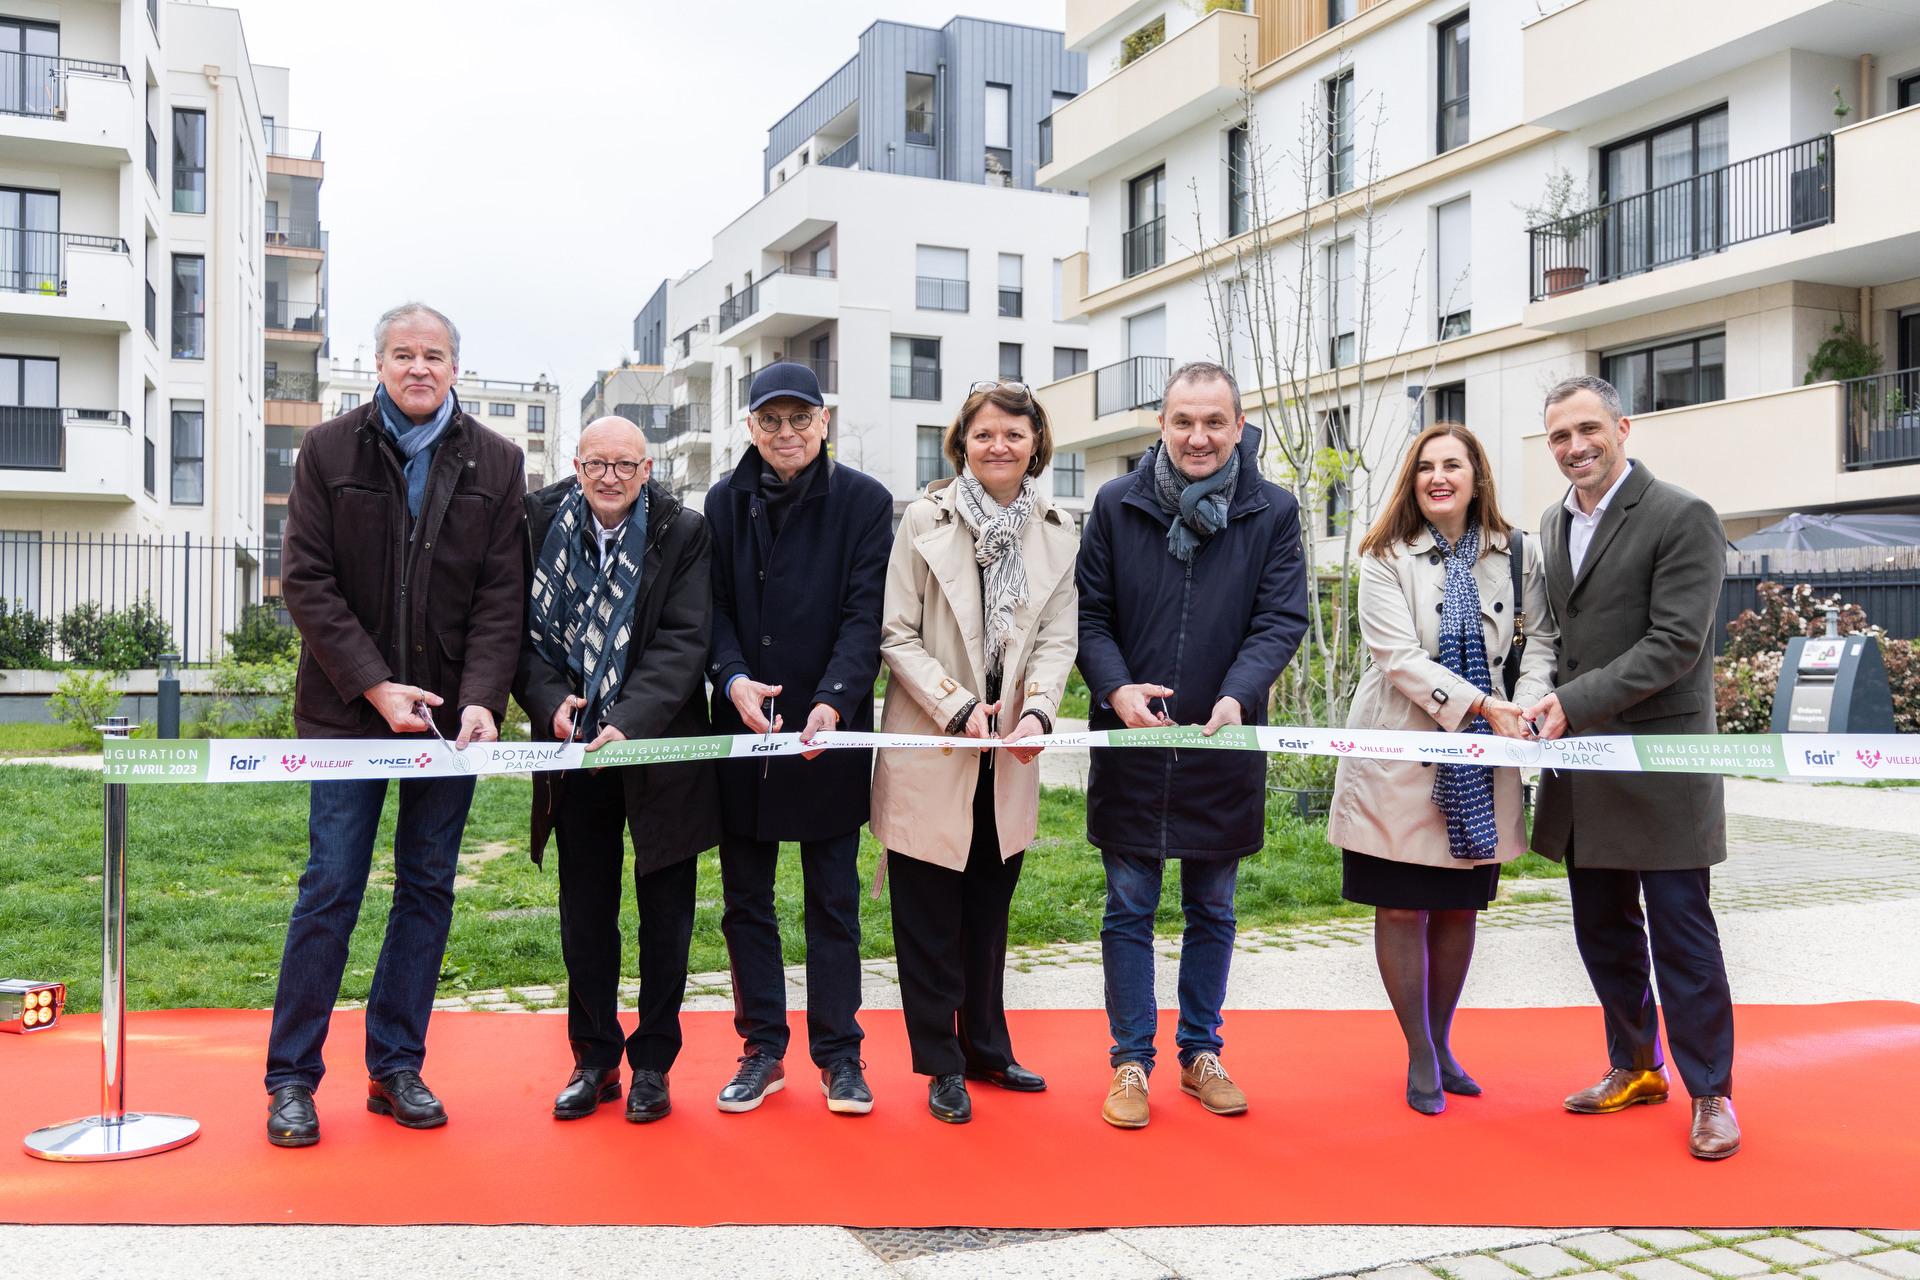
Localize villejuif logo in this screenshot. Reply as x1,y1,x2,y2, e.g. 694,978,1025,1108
1857,749,1882,770
280,754,306,773
1330,740,1354,753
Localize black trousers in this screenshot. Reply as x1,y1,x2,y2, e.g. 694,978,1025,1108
718,828,864,1067
1568,851,1735,1098
554,767,696,1073
887,765,1024,1078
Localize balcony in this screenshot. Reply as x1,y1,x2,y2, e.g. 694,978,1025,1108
265,299,326,342
265,216,324,254
265,370,319,403
0,232,133,334
671,319,713,376
0,52,134,168
891,366,942,401
1038,6,1257,191
916,276,969,312
820,136,859,169
657,402,711,444
1518,375,1920,523
265,125,323,178
1123,218,1166,279
1063,0,1162,51
1038,362,1164,453
1526,108,1920,332
715,266,838,347
0,408,135,500
1524,0,1920,131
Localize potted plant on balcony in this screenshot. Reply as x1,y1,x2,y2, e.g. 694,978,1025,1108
1520,168,1606,297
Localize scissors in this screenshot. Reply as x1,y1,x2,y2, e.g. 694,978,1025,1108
414,700,475,774
1159,694,1178,762
761,694,776,779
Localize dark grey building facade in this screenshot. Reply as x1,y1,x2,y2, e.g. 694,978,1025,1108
633,280,668,366
761,17,1084,195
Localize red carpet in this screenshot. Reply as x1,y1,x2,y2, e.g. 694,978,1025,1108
2,1005,1916,1228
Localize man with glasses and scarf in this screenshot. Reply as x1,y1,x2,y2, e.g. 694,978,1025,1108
516,416,720,1124
704,361,893,1117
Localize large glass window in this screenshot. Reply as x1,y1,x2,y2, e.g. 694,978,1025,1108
916,425,947,488
171,254,205,359
1329,0,1358,24
1900,73,1920,109
172,109,206,214
1327,71,1355,197
891,336,941,401
0,19,60,118
905,73,936,147
1436,12,1469,154
1601,106,1729,279
170,400,204,504
0,186,59,295
1429,381,1467,427
489,402,516,417
1053,347,1089,380
265,425,298,495
528,404,546,434
1435,197,1471,340
1228,123,1253,236
1325,238,1356,366
1125,166,1166,278
1053,451,1084,499
1602,333,1726,415
915,245,968,311
999,342,1023,381
984,82,1012,187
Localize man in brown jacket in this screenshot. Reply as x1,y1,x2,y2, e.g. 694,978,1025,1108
263,303,526,1148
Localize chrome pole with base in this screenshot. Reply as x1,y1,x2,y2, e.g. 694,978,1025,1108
24,716,200,1161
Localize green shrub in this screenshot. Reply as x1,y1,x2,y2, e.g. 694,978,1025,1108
224,602,299,663
0,599,55,668
193,650,297,738
57,598,173,672
48,669,120,748
1715,580,1920,733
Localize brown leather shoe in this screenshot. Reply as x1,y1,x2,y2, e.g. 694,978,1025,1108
1689,1095,1741,1160
1101,1062,1150,1129
1563,1066,1670,1113
1179,1052,1249,1116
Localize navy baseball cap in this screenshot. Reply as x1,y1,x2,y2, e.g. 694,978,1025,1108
747,361,824,412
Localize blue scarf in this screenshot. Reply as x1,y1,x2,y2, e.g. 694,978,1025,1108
527,483,649,734
1428,522,1498,860
1150,444,1239,564
375,383,456,520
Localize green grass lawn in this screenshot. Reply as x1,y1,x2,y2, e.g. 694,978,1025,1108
0,765,1565,1012
0,721,98,756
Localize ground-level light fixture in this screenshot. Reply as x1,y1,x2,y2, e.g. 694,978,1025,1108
0,979,66,1033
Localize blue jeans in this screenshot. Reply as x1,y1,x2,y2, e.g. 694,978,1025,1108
1101,851,1240,1074
264,776,475,1092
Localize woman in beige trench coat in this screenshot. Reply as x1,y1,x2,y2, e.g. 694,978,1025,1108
1326,423,1558,1115
870,379,1079,1125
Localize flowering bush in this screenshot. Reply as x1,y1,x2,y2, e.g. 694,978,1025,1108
1715,581,1920,732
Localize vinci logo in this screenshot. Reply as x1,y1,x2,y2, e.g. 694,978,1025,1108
1857,749,1882,770
414,753,435,769
1464,742,1486,759
1330,740,1354,754
280,754,306,773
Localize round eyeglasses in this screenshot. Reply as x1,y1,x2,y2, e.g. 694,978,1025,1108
578,459,643,480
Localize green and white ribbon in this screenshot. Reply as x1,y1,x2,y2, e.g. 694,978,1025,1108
98,726,1918,784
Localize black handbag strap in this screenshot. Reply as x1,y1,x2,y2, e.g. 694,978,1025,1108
1504,529,1526,700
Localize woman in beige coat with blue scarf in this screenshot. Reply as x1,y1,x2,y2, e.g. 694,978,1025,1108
870,380,1079,1125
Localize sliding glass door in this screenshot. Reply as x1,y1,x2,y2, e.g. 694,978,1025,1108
1602,108,1728,280
0,187,59,295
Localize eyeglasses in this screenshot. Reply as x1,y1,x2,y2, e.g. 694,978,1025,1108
752,410,819,434
578,459,644,480
970,379,1031,398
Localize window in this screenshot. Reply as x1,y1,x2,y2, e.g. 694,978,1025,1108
891,336,941,400
1323,408,1352,536
915,245,968,311
1429,381,1466,427
1602,333,1726,415
999,343,1023,381
1898,72,1920,109
528,404,545,434
985,83,1012,187
1327,70,1355,197
170,400,204,504
143,387,156,495
1600,106,1729,279
905,73,936,147
1437,12,1469,154
489,402,516,417
266,425,298,495
1125,166,1166,278
998,254,1023,317
172,109,206,214
0,186,58,294
916,425,947,488
1329,0,1358,23
338,391,361,412
466,401,487,418
0,19,59,118
1435,197,1471,340
1053,347,1089,380
171,255,205,359
527,438,544,454
1126,306,1167,362
1120,16,1165,67
1053,451,1084,499
1227,123,1253,236
1325,238,1355,366
0,530,42,605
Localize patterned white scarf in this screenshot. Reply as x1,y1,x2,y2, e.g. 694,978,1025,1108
953,469,1036,677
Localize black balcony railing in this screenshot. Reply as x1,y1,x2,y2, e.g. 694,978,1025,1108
1529,134,1835,302
665,403,711,439
821,136,859,169
0,50,129,119
916,276,969,312
265,298,325,333
906,108,936,148
0,230,129,295
0,406,129,471
1123,217,1166,278
891,366,941,401
1095,356,1174,418
1843,367,1920,471
264,216,323,250
265,370,318,401
717,267,836,332
998,286,1023,318
673,319,709,358
265,125,323,161
805,358,838,394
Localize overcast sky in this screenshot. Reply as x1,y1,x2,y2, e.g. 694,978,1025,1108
233,0,1065,445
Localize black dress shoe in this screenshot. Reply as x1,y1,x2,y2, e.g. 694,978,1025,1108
267,1084,319,1148
367,1069,448,1129
965,1062,1047,1092
1406,1069,1446,1117
928,1073,971,1124
1440,1066,1483,1097
626,1069,671,1124
553,1066,621,1120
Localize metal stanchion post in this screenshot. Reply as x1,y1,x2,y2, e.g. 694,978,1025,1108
24,716,200,1161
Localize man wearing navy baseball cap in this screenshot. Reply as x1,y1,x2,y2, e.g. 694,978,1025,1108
703,360,893,1116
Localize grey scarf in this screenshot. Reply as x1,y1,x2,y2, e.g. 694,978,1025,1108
953,470,1036,677
1151,444,1239,563
374,383,456,521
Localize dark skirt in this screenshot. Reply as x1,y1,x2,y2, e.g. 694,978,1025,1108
1341,849,1500,911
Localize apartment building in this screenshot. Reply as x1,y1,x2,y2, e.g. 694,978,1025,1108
326,358,563,491
1036,0,1920,544
652,16,1095,512
574,359,670,488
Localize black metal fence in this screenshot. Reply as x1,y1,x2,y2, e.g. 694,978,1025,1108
1842,366,1920,470
1529,135,1833,301
0,533,275,667
0,229,129,295
0,49,128,118
915,276,969,312
1716,550,1920,650
1123,217,1166,278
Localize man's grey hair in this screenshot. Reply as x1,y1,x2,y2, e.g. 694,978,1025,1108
375,302,461,362
1163,360,1243,412
1543,373,1623,423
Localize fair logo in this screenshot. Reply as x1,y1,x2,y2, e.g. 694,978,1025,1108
228,754,263,771
1330,740,1354,753
280,754,306,773
1804,749,1838,767
1856,749,1882,770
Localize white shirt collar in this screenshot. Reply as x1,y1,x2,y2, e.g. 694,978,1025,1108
1562,459,1634,522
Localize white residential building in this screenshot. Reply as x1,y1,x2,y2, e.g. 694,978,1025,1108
326,358,563,491
576,359,671,488
650,16,1095,514
1036,0,1920,544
